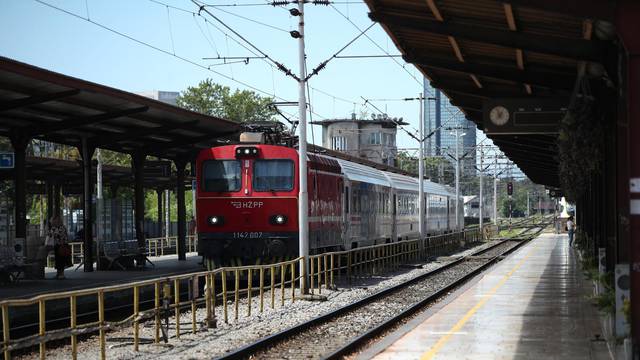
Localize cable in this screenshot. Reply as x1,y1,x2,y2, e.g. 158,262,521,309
305,22,375,80
330,4,423,87
192,14,220,57
193,0,299,80
166,6,176,55
209,6,290,33
33,0,288,102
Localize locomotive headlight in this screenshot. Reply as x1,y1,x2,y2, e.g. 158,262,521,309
270,214,288,225
208,216,224,226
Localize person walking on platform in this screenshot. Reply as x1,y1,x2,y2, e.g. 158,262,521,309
48,216,71,279
567,216,576,247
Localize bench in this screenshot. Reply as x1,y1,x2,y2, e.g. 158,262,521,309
99,240,155,270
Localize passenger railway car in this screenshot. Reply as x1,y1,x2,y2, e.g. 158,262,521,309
196,142,462,267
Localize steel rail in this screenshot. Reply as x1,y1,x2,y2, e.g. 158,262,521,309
217,228,542,360
325,233,536,359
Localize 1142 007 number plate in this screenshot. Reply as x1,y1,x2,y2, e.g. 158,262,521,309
233,232,263,239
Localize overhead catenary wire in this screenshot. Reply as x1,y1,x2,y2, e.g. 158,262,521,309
208,5,290,33
192,0,299,80
32,0,288,102
147,0,371,120
305,22,376,80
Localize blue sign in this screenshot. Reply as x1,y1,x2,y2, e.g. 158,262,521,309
0,153,14,169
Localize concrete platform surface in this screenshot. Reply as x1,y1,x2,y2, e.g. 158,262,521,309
0,253,202,300
361,234,610,360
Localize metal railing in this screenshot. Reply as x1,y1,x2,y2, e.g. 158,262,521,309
1,229,481,360
45,236,198,268
146,235,198,257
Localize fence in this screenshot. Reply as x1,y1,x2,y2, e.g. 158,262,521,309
45,236,198,268
1,228,481,360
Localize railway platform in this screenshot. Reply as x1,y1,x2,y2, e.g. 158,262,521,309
360,233,610,360
0,253,202,300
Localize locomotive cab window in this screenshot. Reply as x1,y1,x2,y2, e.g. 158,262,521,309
202,160,242,192
253,159,294,191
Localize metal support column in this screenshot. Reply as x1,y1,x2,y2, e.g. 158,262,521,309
132,152,146,266
296,0,309,293
175,160,187,261
53,183,61,217
156,189,163,237
617,1,640,351
10,131,29,257
79,138,95,272
418,93,425,240
46,182,54,224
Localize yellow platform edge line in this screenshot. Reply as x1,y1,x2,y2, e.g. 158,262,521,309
420,240,540,360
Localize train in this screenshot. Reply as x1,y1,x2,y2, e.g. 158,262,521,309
195,139,462,268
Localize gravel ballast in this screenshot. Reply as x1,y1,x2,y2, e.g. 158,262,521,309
15,240,507,360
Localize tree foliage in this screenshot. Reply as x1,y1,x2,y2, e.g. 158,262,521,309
176,79,277,122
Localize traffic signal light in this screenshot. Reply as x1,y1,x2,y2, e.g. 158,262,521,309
507,182,513,195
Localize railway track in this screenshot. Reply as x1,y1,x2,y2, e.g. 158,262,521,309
220,220,548,360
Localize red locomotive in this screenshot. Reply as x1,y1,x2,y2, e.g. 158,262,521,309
196,133,461,268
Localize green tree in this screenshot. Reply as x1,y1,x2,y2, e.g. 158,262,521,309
176,79,276,122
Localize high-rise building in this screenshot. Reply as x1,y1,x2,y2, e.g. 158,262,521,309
423,79,477,175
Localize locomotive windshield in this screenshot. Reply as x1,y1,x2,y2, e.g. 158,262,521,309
253,160,294,191
202,160,242,192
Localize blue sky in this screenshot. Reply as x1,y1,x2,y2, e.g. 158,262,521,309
0,0,497,160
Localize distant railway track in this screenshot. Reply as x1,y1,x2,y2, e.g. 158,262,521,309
219,220,548,360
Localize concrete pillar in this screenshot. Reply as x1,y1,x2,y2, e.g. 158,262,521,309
131,153,146,265
9,131,29,257
175,160,187,261
79,138,95,272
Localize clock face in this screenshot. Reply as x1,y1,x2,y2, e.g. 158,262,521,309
489,106,510,126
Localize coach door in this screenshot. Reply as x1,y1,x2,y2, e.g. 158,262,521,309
392,193,397,241
343,184,349,244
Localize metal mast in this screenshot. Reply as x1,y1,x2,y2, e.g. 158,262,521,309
494,157,498,222
455,128,460,229
297,0,309,293
418,93,424,240
479,146,483,232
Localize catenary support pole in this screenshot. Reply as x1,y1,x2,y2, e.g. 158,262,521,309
418,93,424,240
494,157,498,222
455,128,460,229
479,147,484,231
297,0,309,293
96,148,103,270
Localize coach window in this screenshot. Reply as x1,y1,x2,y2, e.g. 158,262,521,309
202,160,242,192
254,159,294,191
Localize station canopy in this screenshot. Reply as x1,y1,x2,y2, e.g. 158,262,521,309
0,56,240,160
363,0,614,188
